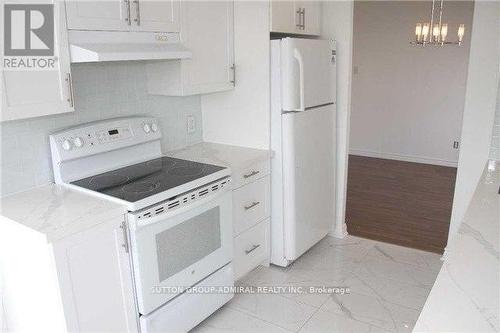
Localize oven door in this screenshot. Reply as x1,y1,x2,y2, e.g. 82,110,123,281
128,190,233,315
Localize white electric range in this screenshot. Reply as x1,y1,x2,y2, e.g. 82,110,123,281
50,116,234,332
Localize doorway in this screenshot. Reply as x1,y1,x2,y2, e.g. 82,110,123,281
346,0,474,254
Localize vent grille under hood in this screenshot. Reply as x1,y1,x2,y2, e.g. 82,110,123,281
68,31,192,63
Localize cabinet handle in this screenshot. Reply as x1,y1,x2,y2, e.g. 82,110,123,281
65,73,74,108
296,8,305,30
302,8,306,30
244,201,260,211
230,64,236,85
133,0,140,25
296,8,302,28
296,8,304,29
120,221,129,253
124,0,131,25
243,170,260,179
245,244,261,255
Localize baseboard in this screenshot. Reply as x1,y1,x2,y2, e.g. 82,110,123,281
329,220,348,239
329,229,348,239
349,149,458,167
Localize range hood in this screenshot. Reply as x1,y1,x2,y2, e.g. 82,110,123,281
68,31,192,63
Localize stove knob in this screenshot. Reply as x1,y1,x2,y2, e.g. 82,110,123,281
62,139,72,151
143,123,151,133
73,137,84,148
151,123,158,132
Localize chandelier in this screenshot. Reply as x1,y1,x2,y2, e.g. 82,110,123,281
412,0,465,46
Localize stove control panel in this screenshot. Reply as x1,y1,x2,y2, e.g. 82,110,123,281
50,117,162,164
95,126,133,144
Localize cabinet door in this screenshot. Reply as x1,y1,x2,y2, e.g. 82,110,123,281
53,219,138,333
270,1,320,36
181,1,234,94
270,1,299,34
299,1,321,36
132,0,180,32
65,0,130,31
146,1,234,96
1,1,74,122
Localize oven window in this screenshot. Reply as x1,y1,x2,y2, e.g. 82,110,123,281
156,207,221,282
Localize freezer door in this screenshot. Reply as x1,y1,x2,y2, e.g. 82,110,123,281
281,38,335,111
281,105,335,260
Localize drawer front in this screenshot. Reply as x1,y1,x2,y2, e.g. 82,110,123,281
232,160,270,189
232,176,270,236
140,264,233,333
233,219,269,280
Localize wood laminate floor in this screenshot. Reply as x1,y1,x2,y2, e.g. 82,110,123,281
346,155,457,254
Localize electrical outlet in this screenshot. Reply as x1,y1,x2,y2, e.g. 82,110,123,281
187,115,196,134
453,141,460,149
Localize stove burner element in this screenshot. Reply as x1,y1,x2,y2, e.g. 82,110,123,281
123,181,160,194
169,166,204,177
89,174,129,189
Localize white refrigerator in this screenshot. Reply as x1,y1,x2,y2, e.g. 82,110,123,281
271,37,336,267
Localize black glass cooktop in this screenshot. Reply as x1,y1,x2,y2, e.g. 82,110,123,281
71,157,226,203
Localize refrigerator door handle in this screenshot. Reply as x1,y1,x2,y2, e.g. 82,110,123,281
293,48,305,111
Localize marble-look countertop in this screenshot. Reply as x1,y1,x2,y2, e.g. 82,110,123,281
166,142,272,171
414,161,499,332
0,142,269,243
0,184,126,243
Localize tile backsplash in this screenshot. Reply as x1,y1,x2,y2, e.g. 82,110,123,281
0,62,203,196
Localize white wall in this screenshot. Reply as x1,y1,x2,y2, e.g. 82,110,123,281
201,1,270,149
321,0,354,238
350,1,473,167
449,0,500,241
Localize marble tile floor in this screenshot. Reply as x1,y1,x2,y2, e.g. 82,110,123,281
193,235,442,333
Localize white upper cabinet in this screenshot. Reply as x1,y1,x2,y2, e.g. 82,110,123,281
133,0,180,32
270,1,297,34
65,0,180,32
270,1,321,36
298,1,321,36
147,1,234,96
1,0,75,122
64,1,129,31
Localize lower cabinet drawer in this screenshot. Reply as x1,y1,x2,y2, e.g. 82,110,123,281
232,175,270,236
233,219,269,280
140,264,234,333
232,159,270,189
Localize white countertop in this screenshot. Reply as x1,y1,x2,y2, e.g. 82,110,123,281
0,184,127,243
414,161,499,332
0,142,270,243
166,142,272,171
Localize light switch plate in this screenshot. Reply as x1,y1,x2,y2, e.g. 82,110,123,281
187,115,196,134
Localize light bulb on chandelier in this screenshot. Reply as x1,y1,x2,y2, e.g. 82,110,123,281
411,0,465,46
